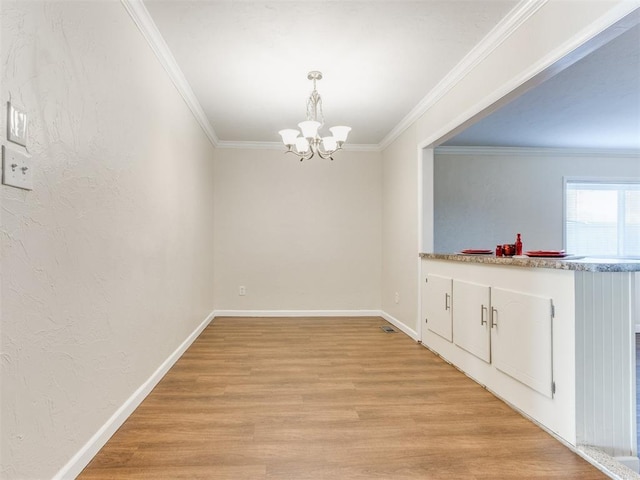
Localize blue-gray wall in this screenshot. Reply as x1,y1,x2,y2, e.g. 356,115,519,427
433,148,640,254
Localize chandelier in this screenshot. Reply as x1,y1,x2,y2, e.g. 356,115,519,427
278,71,351,161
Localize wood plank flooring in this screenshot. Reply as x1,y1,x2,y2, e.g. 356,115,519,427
79,317,606,479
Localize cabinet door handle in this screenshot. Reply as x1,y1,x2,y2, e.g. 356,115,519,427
491,307,498,328
481,305,488,325
445,293,451,310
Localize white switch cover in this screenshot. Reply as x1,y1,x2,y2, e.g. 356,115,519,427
2,146,33,190
7,102,28,147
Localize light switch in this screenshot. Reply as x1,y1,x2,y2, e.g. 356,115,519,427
2,145,33,190
7,101,28,147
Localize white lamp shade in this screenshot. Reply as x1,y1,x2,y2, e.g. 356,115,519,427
322,136,337,152
329,126,351,143
278,129,300,146
295,137,310,153
298,120,321,139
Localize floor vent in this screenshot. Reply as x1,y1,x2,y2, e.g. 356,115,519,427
380,325,397,333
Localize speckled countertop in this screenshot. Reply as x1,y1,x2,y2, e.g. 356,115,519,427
419,253,640,272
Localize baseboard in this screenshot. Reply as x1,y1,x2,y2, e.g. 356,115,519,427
614,456,640,474
577,446,640,478
380,311,419,340
469,391,640,479
54,308,418,478
53,309,216,480
212,310,419,342
213,309,382,318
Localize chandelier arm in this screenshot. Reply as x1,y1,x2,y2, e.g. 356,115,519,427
315,144,334,160
316,142,344,159
316,150,334,160
285,149,315,161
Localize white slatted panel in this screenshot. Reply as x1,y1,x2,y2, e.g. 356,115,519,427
575,271,636,458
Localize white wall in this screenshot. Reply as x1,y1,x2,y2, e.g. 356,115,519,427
1,2,215,479
433,148,640,253
381,126,419,334
380,0,636,335
213,147,381,312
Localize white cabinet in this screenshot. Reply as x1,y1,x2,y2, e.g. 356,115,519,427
452,280,491,363
450,281,554,398
420,258,577,448
421,258,639,462
491,288,554,398
421,274,452,343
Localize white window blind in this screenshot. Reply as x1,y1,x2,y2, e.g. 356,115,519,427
565,180,640,256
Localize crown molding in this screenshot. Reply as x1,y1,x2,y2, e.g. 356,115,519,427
341,143,382,153
436,146,640,158
121,0,219,147
378,0,548,151
417,2,640,150
121,0,382,153
122,0,546,153
216,141,283,150
122,0,637,154
216,140,381,153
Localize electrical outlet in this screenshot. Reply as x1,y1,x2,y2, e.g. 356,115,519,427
394,292,400,304
239,286,246,296
2,145,32,190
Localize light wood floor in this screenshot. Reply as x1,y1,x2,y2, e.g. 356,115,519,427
79,317,606,479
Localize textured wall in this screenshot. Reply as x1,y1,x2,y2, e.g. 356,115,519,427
433,150,640,254
0,2,215,478
213,148,381,311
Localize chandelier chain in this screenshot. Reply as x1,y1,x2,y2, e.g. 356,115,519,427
306,89,325,127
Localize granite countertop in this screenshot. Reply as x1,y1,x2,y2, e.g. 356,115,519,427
419,253,640,272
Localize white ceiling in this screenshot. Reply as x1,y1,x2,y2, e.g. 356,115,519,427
443,22,640,149
142,0,517,146
140,1,639,150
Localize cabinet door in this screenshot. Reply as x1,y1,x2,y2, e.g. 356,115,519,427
453,280,491,363
422,274,453,342
490,288,554,398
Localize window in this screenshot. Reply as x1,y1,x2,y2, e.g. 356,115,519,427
565,180,640,257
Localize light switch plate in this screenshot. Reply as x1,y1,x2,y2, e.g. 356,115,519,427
2,145,33,190
7,101,28,147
